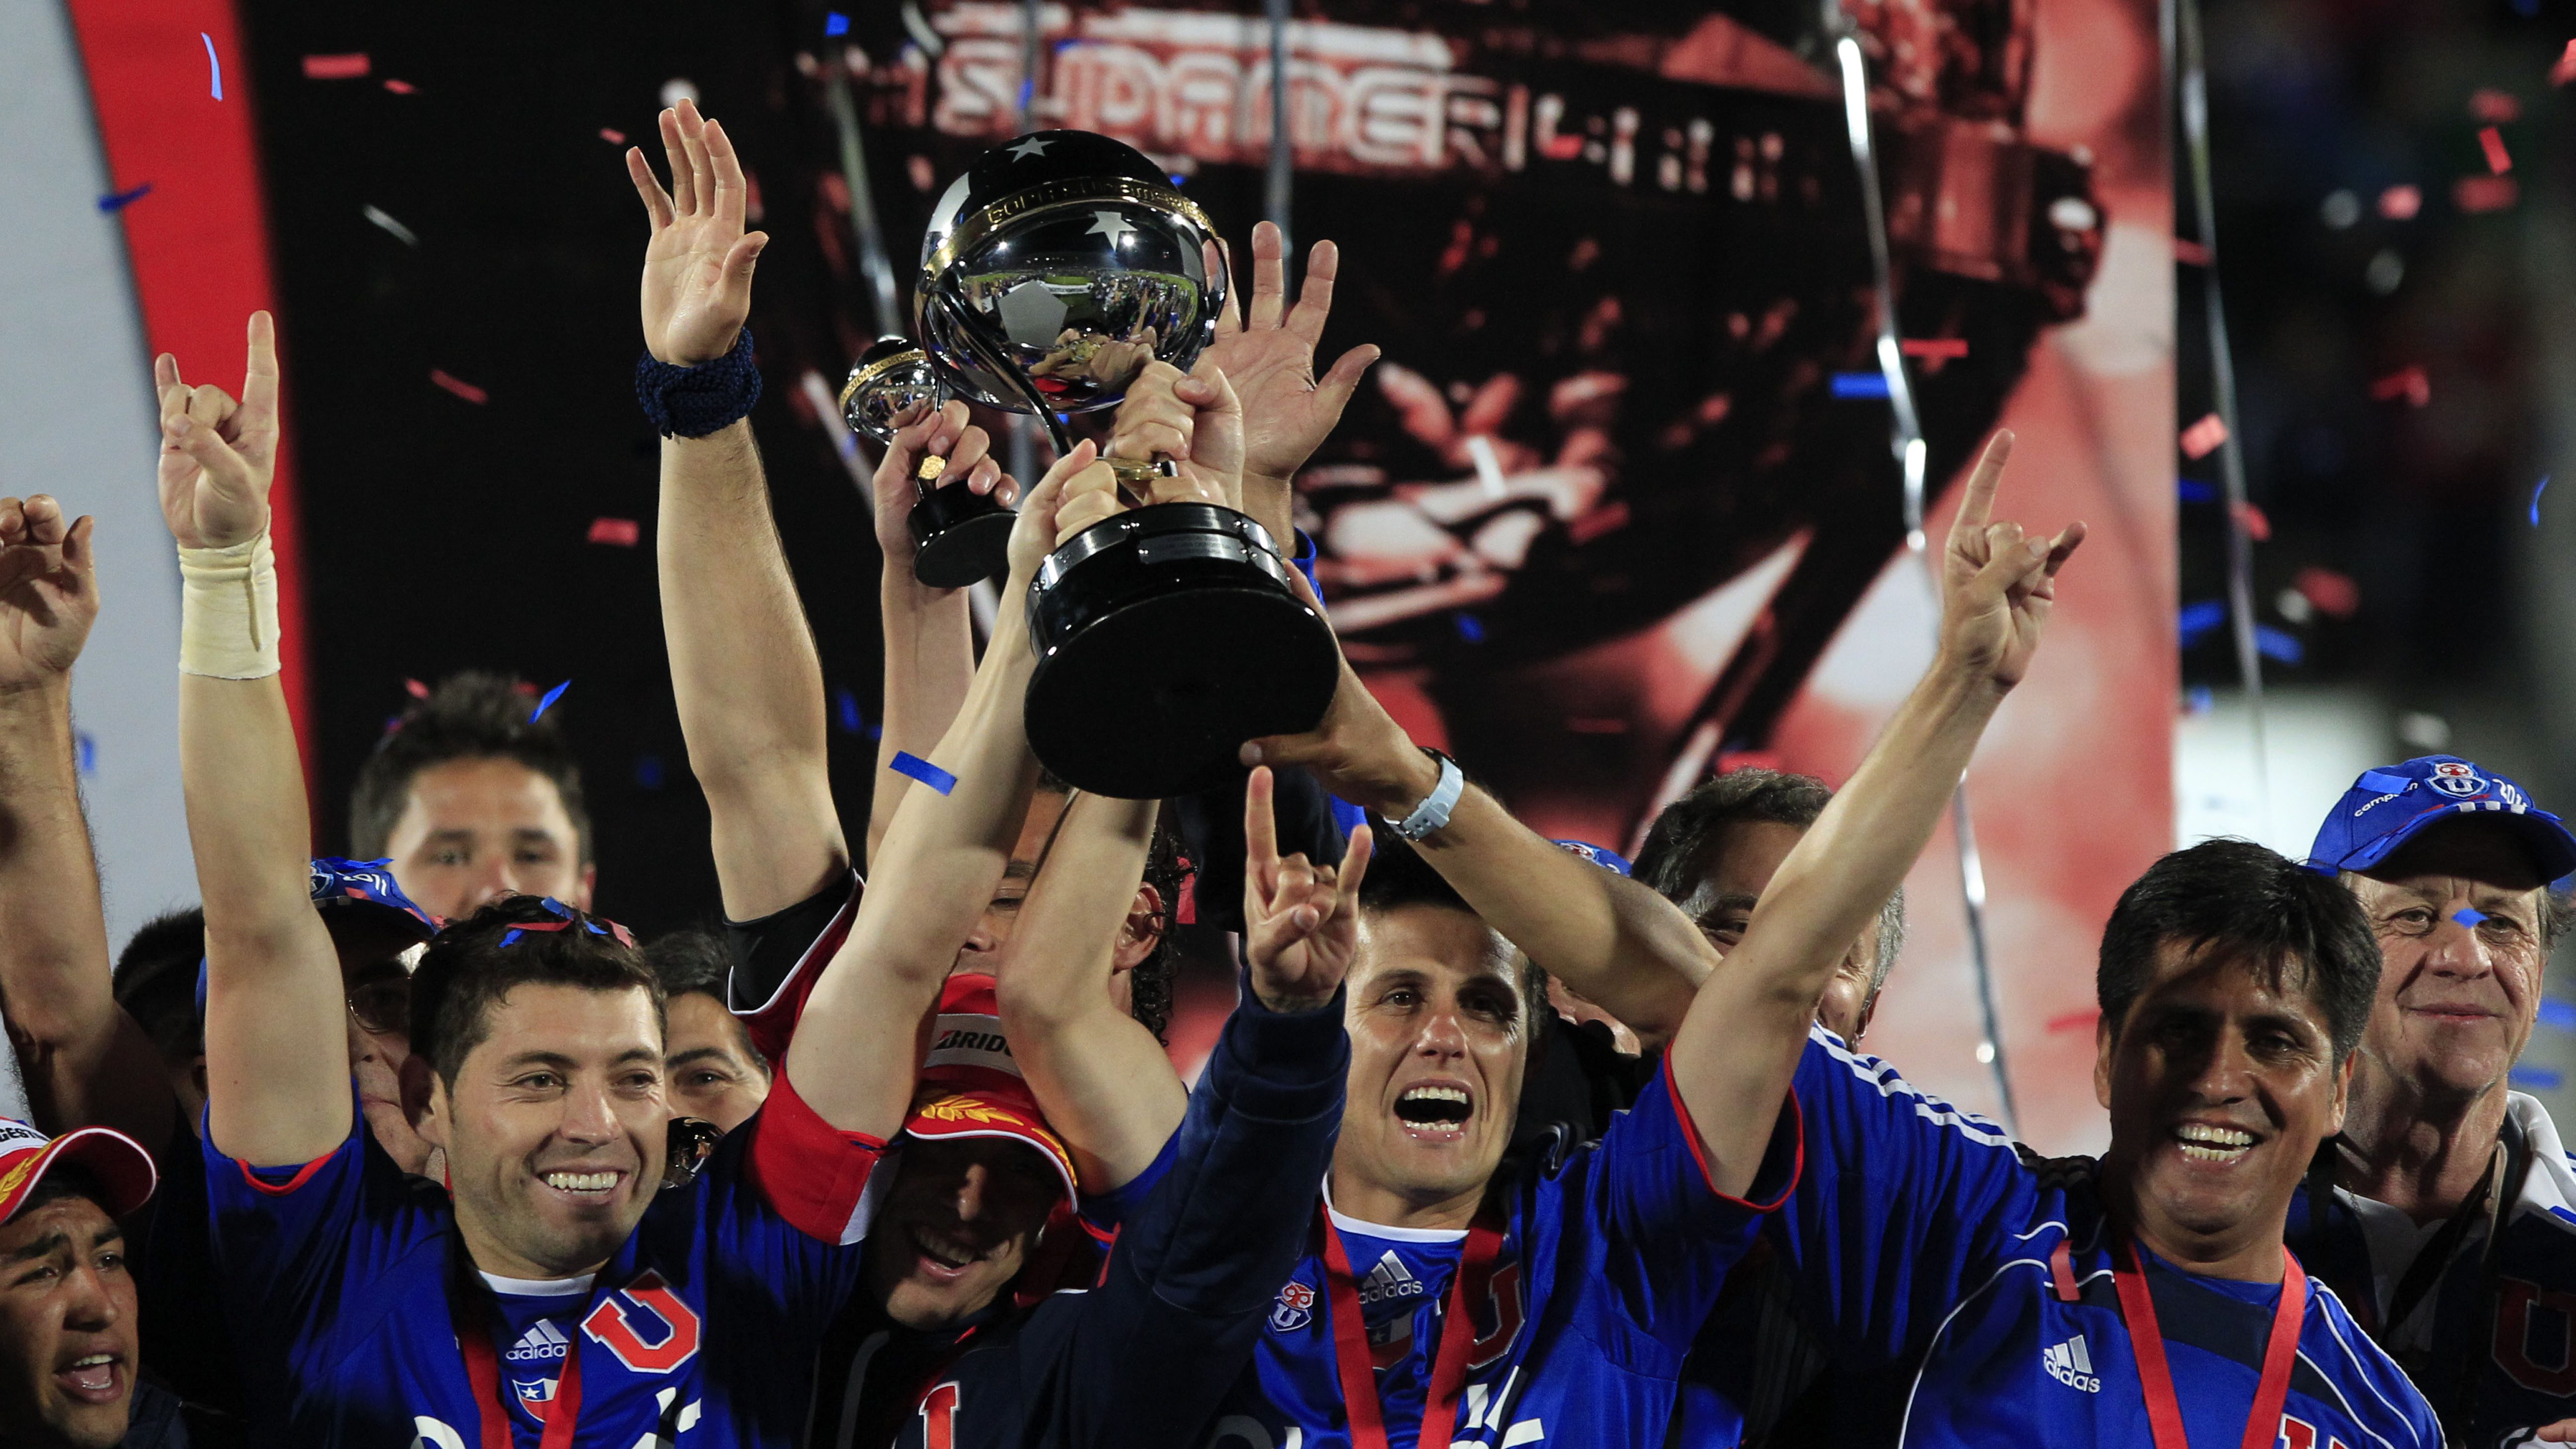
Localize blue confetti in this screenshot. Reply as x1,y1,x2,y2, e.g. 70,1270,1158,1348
498,928,525,949
824,11,849,35
2255,626,2303,665
2177,479,2216,503
530,680,570,722
2513,0,2539,15
891,751,957,795
2454,907,2488,928
2539,998,2576,1032
203,33,222,100
1169,173,1187,186
2512,1065,2564,1091
1455,613,1486,644
75,732,95,774
1829,372,1891,399
2358,769,2415,796
635,754,665,790
2178,599,2227,647
97,183,153,213
835,686,866,734
2183,685,2214,715
2533,475,2550,528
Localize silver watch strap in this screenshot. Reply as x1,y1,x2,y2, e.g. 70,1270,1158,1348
1394,753,1465,842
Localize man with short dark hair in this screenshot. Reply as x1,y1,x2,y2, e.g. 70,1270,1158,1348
156,288,891,1444
2283,756,2576,1444
640,931,770,1133
348,670,594,920
0,1115,199,1449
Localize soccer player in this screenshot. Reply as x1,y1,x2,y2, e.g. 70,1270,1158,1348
2283,756,2576,1443
154,298,933,1444
349,670,595,921
639,932,770,1133
0,1116,177,1449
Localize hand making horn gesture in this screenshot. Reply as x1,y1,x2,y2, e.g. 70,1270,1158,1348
1934,430,2086,694
1241,764,1374,1013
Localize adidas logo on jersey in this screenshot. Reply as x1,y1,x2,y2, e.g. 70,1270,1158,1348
504,1318,571,1365
2043,1334,2099,1392
1357,1250,1426,1305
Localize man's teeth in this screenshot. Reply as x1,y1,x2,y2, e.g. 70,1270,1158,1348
1402,1086,1469,1105
2174,1124,2255,1161
914,1230,974,1268
63,1355,113,1389
544,1171,619,1192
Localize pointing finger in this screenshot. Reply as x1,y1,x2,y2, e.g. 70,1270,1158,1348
1950,429,2012,541
1244,765,1282,899
240,312,280,432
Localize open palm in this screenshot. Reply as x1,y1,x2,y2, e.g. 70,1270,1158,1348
1204,223,1379,487
628,99,769,366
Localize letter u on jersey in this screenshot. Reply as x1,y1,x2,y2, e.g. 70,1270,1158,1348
581,1270,703,1373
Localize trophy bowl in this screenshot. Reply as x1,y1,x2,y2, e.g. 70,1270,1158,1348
914,130,1337,798
840,334,1015,589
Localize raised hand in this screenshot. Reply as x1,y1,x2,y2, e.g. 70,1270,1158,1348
1242,765,1373,1011
156,312,279,550
1007,441,1100,584
870,400,1017,566
628,99,770,366
0,496,98,690
1203,223,1380,489
1238,569,1432,818
1936,431,2085,693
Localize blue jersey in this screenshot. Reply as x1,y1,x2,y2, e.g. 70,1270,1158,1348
1761,1026,2442,1448
2288,1092,2576,1449
204,1070,883,1447
1200,1056,1794,1449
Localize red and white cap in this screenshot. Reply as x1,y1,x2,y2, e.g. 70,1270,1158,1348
897,973,1079,1208
0,1118,156,1225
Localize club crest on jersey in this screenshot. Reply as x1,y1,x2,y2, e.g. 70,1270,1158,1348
1269,1279,1315,1332
2430,761,2487,799
2042,1333,2099,1392
580,1270,701,1374
511,1376,557,1423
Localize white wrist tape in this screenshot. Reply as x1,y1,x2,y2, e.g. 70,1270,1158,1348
177,533,281,679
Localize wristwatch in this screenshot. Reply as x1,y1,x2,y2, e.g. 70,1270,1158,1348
1391,748,1465,842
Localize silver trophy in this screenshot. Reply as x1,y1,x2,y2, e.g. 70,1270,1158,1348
843,130,1336,799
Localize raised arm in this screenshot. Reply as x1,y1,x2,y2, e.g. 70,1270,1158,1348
989,790,1185,1191
1240,615,1710,1046
783,446,1092,1136
1664,432,2083,1191
0,498,171,1145
158,313,350,1166
1204,221,1380,549
630,99,854,918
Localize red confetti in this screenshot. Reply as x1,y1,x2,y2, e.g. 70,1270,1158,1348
2045,1008,2100,1034
2471,89,2522,124
587,517,642,547
2180,413,2229,460
428,369,488,404
301,53,370,79
2554,39,2576,88
2369,364,2430,407
2293,565,2361,620
2230,500,2272,543
1900,337,1969,361
600,127,628,145
2479,126,2513,175
2456,175,2519,214
2379,184,2421,220
1564,717,1629,735
403,677,430,699
382,78,416,95
2174,238,2213,266
1565,499,1630,546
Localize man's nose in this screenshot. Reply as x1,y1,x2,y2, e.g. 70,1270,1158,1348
2421,909,2499,979
950,1163,991,1220
561,1080,620,1142
1413,1008,1469,1060
59,1262,120,1329
2184,1033,2258,1102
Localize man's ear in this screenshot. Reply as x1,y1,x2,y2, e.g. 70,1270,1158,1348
1111,884,1166,974
2327,1051,2354,1137
401,1054,446,1145
1853,992,1879,1044
2093,1012,2116,1111
574,863,599,912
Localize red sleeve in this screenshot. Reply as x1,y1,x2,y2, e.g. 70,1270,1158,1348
743,1063,890,1245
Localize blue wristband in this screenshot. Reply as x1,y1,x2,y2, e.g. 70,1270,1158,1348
637,327,762,438
890,751,958,796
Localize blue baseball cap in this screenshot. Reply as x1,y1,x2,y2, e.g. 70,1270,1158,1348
2306,755,2576,881
1552,840,1633,876
195,859,440,1015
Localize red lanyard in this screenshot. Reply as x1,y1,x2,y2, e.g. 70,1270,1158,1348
1319,1210,1505,1449
2111,1238,2306,1449
455,1292,587,1449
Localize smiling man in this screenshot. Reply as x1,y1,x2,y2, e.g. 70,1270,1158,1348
158,294,890,1445
2282,755,2576,1445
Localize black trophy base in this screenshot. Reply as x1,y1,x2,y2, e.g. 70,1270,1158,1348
1026,504,1339,800
909,482,1017,588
